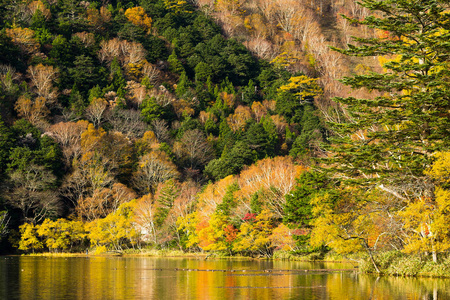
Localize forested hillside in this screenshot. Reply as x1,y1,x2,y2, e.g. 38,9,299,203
0,0,327,252
1,0,450,276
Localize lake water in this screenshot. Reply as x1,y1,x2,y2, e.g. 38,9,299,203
0,256,449,299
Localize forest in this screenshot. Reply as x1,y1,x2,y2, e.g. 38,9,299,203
0,0,449,275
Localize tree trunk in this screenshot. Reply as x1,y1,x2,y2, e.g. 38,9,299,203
432,239,437,263
363,241,381,274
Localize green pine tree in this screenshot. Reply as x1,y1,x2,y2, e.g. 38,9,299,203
327,0,450,193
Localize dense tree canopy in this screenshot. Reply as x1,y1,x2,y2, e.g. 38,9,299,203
327,0,450,197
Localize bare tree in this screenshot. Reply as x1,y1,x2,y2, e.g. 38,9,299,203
125,81,148,106
134,194,158,244
27,64,59,103
98,38,147,68
46,120,89,165
105,108,147,138
5,164,61,224
0,211,10,241
72,32,96,48
76,183,136,221
85,97,108,127
247,36,275,60
173,129,214,169
132,151,179,195
151,119,171,144
142,62,162,85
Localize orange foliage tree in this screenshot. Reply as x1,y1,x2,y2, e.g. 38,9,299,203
6,27,39,55
236,156,304,218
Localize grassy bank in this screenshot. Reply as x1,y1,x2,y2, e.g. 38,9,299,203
23,249,356,262
360,251,450,277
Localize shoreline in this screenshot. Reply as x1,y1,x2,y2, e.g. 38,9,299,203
7,250,450,279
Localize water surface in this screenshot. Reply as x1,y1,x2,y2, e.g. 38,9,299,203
0,256,449,299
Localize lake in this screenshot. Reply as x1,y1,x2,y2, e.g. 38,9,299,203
0,256,449,299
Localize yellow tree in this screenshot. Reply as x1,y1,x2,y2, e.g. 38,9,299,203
215,0,245,15
269,223,297,251
177,212,202,249
250,101,267,122
164,0,193,14
18,223,43,253
86,200,140,251
399,151,450,262
196,175,236,217
278,75,322,103
28,0,51,20
37,219,86,252
309,189,400,273
233,210,275,257
87,6,111,32
134,131,159,156
226,105,252,132
196,213,234,252
124,7,152,33
15,95,49,127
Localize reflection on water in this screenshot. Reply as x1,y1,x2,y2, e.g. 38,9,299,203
0,256,449,300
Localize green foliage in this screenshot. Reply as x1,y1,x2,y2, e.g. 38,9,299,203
110,58,126,91
240,79,259,105
8,119,62,174
284,171,338,249
327,0,450,188
275,91,302,123
0,117,13,176
194,62,212,83
175,71,190,97
244,122,273,160
49,35,73,66
69,55,105,94
168,50,185,74
155,179,179,226
0,30,26,71
216,182,239,216
250,191,262,214
284,171,329,226
140,97,163,123
30,9,47,30
88,85,104,103
141,35,169,62
290,105,324,158
68,87,87,116
205,141,254,180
